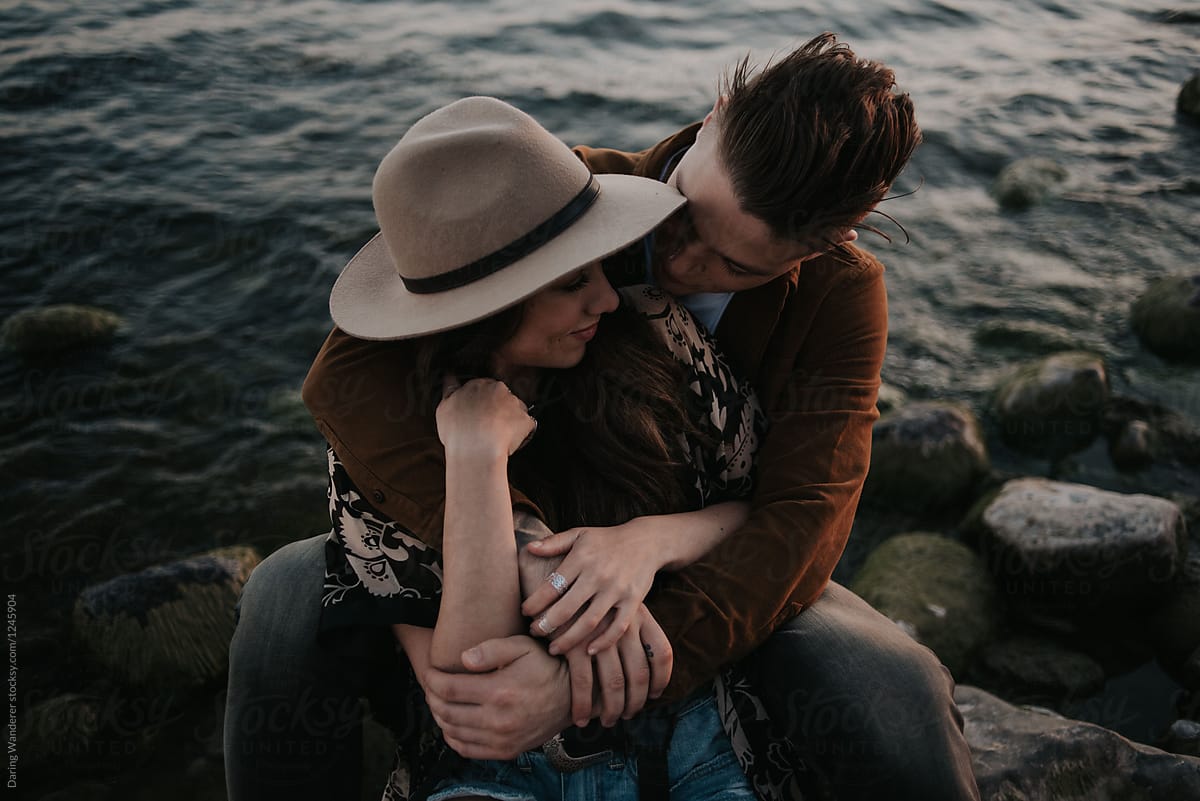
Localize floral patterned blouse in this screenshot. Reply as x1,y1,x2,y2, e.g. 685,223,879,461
320,286,813,801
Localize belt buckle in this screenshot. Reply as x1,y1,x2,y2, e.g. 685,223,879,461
541,733,612,773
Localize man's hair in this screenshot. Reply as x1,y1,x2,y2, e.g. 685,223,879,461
718,32,921,246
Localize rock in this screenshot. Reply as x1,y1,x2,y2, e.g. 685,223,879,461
974,635,1106,701
1,304,122,355
864,401,990,512
973,319,1086,355
876,381,907,414
976,478,1185,618
1131,274,1200,364
992,157,1068,210
1109,419,1157,472
1149,541,1200,688
1161,719,1200,759
24,694,101,772
73,545,261,688
851,533,998,676
992,352,1108,460
957,684,1200,800
1106,396,1200,467
1179,73,1200,122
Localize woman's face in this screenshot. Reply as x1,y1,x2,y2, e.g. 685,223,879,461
491,261,619,380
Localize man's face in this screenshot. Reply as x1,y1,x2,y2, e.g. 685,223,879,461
654,115,856,296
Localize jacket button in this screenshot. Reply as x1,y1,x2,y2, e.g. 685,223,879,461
372,490,385,503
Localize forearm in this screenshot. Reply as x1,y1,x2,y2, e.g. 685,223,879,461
393,624,434,689
651,501,750,571
431,447,524,671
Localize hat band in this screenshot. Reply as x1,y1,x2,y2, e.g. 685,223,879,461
401,176,601,295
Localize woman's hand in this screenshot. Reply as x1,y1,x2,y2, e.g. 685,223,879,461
436,375,536,458
520,518,667,655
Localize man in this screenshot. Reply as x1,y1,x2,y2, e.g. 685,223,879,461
225,33,980,801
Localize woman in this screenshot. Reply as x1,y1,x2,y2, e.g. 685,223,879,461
320,96,766,801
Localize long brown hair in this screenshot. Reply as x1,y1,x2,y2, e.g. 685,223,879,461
413,297,710,530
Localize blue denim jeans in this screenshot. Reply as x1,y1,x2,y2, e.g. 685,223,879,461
225,534,979,800
425,693,754,801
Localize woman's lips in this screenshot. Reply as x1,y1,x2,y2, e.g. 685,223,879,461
571,323,599,342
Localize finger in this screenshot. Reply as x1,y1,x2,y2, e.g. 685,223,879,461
460,635,537,673
579,603,635,656
592,646,625,728
639,612,673,699
564,647,594,729
424,669,492,706
425,694,484,729
548,597,618,656
521,565,579,617
441,374,462,399
617,630,651,720
525,528,583,556
535,584,594,643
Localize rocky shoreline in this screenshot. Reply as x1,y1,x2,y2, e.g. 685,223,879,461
8,94,1200,794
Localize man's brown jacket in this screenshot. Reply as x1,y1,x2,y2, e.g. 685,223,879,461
302,124,887,701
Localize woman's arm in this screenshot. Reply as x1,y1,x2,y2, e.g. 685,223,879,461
520,500,749,654
429,378,536,672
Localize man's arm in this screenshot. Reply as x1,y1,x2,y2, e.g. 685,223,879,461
644,255,887,700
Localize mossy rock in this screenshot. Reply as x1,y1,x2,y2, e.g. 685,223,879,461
865,401,990,513
992,352,1108,460
851,533,998,676
73,545,261,689
992,157,1068,211
2,304,122,355
1131,274,1200,364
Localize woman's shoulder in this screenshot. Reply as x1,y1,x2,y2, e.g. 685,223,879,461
617,284,710,362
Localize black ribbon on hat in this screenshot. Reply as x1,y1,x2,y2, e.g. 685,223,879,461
401,176,601,295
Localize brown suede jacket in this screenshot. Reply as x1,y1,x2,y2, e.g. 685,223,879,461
301,123,887,701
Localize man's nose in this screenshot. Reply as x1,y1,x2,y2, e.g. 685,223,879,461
673,240,717,274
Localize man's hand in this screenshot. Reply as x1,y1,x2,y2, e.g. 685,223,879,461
423,635,573,759
574,603,673,726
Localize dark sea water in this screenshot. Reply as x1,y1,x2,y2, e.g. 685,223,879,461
2,0,1198,791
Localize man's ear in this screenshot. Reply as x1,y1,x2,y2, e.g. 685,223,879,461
701,95,727,127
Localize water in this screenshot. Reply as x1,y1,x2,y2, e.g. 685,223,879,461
2,0,1198,774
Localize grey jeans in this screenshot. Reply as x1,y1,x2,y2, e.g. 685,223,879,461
224,534,980,800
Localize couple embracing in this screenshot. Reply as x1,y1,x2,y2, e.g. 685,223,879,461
225,33,980,801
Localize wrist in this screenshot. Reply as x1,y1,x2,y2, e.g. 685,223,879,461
444,439,509,465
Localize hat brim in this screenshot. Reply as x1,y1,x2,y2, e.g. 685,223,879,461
329,174,685,340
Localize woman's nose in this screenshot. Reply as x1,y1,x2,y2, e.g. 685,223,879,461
589,272,620,314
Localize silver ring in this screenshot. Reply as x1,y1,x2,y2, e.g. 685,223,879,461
548,572,569,596
537,615,556,635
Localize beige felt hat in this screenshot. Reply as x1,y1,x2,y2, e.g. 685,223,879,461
330,97,686,340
